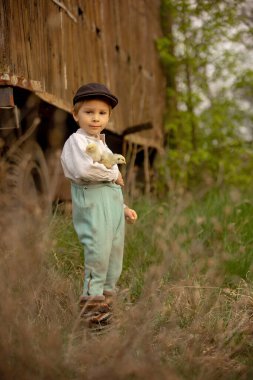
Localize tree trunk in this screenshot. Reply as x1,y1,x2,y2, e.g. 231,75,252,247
182,0,197,150
185,57,197,150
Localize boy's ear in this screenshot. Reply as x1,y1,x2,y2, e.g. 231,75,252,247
72,111,79,123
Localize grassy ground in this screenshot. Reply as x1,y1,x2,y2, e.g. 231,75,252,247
0,187,253,379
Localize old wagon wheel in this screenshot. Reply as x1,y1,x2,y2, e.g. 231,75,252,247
4,140,51,215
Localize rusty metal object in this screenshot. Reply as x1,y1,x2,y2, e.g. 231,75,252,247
0,74,44,93
0,86,14,107
0,87,20,130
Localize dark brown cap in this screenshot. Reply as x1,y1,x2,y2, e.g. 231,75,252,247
73,83,118,108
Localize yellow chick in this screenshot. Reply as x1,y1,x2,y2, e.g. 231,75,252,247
85,142,126,169
85,143,102,162
100,152,126,169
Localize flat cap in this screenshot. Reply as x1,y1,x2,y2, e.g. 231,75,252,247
73,83,118,108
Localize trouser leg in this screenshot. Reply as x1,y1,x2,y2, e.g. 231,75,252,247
103,184,125,293
71,183,111,296
103,215,125,293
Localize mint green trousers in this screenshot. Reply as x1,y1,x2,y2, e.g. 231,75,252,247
71,182,125,297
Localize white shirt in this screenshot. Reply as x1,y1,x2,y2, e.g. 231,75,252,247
61,129,119,184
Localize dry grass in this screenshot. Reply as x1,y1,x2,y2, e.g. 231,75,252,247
0,188,253,379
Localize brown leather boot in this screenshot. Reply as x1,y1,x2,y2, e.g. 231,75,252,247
79,296,112,327
103,290,116,309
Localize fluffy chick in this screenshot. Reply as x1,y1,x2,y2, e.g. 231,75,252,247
100,152,126,169
85,142,126,168
85,142,102,162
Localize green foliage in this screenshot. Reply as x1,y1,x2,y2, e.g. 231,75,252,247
156,0,253,190
234,68,253,102
49,206,83,294
120,199,163,300
156,37,177,70
170,188,253,282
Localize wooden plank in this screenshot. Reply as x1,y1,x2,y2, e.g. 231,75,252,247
0,0,10,71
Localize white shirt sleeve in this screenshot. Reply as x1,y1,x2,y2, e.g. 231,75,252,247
61,133,119,183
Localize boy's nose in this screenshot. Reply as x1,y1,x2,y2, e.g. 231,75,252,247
92,114,99,121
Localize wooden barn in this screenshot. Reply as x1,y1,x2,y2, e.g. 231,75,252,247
0,0,165,202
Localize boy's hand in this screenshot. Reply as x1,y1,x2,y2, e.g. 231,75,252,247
124,207,138,224
115,172,124,187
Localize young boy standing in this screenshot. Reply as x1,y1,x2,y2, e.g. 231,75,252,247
61,83,137,324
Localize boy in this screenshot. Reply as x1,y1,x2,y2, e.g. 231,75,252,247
61,83,137,324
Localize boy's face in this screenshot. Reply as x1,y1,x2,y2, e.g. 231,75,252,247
73,99,110,137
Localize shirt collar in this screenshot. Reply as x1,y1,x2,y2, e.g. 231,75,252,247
76,128,105,143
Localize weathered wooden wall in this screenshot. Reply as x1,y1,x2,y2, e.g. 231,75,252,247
0,0,165,150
